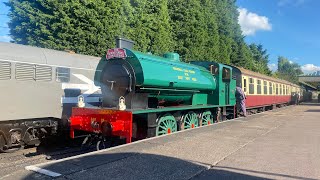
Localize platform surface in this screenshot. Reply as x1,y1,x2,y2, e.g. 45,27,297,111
14,103,320,179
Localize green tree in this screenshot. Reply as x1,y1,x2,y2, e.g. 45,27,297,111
128,0,174,54
249,44,271,75
168,0,209,61
6,0,133,56
277,56,303,83
215,0,247,66
231,41,255,69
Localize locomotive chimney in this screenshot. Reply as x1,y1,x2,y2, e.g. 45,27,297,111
116,36,134,49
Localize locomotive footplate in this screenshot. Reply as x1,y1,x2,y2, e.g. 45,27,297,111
70,107,133,144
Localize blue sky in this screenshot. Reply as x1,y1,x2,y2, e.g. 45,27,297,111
237,0,320,73
0,0,10,42
0,0,319,74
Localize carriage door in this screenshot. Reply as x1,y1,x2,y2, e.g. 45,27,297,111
222,67,231,105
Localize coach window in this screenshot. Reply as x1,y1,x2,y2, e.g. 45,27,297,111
280,84,282,95
257,79,262,94
249,78,254,94
56,67,70,83
263,81,268,95
222,67,231,82
269,82,273,95
276,84,279,95
243,79,247,92
285,85,287,95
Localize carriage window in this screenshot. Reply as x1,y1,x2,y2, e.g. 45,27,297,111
249,78,254,94
264,81,268,95
56,67,70,83
210,65,219,75
243,79,247,92
222,67,230,82
0,61,11,80
269,82,273,95
284,85,287,95
276,84,279,95
286,85,288,95
280,84,283,95
257,80,262,94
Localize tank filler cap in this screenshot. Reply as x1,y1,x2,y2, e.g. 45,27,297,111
163,53,180,62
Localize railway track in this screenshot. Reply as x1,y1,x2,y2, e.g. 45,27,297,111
0,134,128,179
0,137,98,178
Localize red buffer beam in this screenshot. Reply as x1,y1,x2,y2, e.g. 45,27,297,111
70,108,133,143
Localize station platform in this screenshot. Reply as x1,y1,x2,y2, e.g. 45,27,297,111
20,103,320,179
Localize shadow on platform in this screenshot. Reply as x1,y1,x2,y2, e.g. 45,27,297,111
23,152,316,180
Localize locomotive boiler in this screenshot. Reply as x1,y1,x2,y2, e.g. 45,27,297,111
95,48,218,109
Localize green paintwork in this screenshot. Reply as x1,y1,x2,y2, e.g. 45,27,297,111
156,114,177,136
190,61,236,107
182,111,199,129
192,93,208,105
201,110,213,125
131,104,220,114
125,49,217,91
150,94,192,104
95,49,236,113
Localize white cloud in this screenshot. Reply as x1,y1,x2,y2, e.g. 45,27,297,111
268,63,278,72
301,64,320,74
0,35,11,42
238,8,272,36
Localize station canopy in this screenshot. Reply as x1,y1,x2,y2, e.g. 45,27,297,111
299,71,320,90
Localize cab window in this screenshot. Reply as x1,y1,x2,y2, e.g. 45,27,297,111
222,67,231,82
210,65,219,75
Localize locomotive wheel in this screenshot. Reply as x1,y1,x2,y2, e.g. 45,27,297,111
0,135,5,153
96,139,107,151
201,110,214,126
81,135,95,150
156,114,177,136
96,138,112,151
0,135,22,153
181,111,199,130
